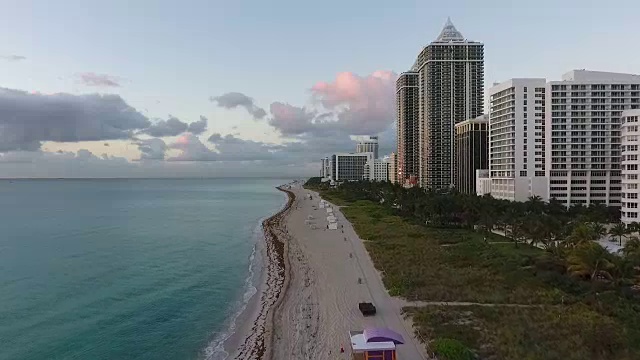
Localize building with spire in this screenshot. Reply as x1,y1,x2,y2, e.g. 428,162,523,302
411,18,484,189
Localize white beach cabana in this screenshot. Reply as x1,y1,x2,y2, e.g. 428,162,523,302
328,223,338,230
326,207,333,213
327,215,337,223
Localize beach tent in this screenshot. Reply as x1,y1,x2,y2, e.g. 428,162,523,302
319,202,325,208
326,208,333,213
328,223,338,230
348,328,403,360
327,215,337,223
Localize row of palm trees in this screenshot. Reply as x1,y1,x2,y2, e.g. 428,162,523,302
306,178,640,288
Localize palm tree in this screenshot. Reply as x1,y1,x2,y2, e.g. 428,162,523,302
525,195,545,215
567,242,615,282
566,223,598,248
622,236,640,260
590,222,607,242
609,223,628,246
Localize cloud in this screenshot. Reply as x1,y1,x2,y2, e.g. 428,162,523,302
0,55,26,62
237,71,397,138
142,116,188,137
210,92,267,119
268,102,316,135
208,133,279,161
167,134,217,161
0,87,151,152
136,138,167,160
308,70,397,135
77,72,121,87
188,116,208,135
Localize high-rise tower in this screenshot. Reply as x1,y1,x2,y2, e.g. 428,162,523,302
412,18,484,189
356,136,379,159
396,71,420,186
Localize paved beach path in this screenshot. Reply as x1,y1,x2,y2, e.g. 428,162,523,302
270,185,427,360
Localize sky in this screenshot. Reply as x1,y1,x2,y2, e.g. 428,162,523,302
1,0,640,178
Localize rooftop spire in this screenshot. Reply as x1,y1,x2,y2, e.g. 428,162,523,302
435,17,464,42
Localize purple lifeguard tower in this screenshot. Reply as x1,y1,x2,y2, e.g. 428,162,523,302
349,327,404,360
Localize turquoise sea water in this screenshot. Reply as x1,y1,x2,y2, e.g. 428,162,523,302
0,178,288,360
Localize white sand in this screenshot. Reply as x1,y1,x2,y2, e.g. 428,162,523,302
270,186,428,360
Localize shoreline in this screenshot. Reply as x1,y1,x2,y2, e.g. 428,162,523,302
228,182,296,359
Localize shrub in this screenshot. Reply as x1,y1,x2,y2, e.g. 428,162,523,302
431,338,474,360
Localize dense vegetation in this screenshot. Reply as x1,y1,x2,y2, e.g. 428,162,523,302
305,178,640,360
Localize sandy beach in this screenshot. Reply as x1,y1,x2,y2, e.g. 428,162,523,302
231,181,427,359
230,184,295,359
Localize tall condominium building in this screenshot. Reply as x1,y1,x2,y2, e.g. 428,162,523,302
621,109,640,225
331,152,375,181
454,115,488,194
356,136,379,159
396,71,420,186
546,70,640,207
387,153,398,184
412,18,484,189
489,79,549,201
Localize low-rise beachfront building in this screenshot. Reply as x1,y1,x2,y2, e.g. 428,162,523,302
621,109,640,225
332,152,375,182
476,169,491,196
364,159,389,182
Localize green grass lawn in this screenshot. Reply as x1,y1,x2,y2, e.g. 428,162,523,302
309,190,640,360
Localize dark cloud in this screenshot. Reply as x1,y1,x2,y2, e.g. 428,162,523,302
77,72,121,87
142,116,188,137
0,88,151,152
136,138,167,160
167,133,218,161
207,133,279,161
187,116,208,134
210,92,267,119
0,55,26,62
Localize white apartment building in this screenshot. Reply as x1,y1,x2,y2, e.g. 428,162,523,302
489,78,549,202
476,169,491,196
546,70,640,207
387,153,398,184
332,152,374,182
621,110,640,224
320,157,332,180
364,159,389,182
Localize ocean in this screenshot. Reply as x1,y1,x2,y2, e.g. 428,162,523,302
0,178,289,360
